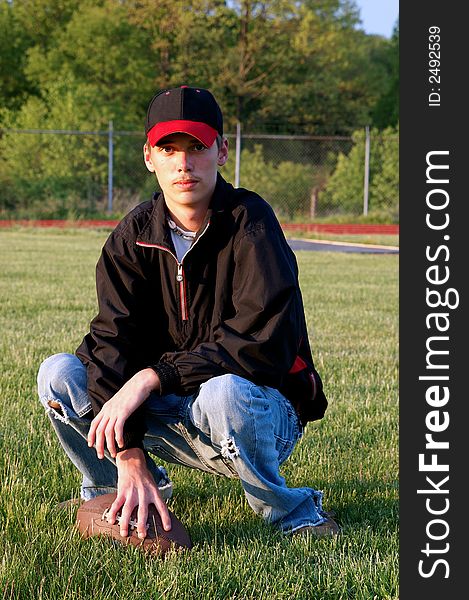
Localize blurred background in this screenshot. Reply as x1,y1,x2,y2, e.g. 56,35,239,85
0,0,399,223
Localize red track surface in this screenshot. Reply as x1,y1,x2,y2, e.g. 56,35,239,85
0,220,399,235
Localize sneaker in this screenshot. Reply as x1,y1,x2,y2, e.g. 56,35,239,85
291,515,340,538
57,466,173,508
155,465,173,501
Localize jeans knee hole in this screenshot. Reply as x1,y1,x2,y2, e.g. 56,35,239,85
47,400,64,416
220,436,240,460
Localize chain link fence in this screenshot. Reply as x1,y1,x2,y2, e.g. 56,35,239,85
0,126,398,222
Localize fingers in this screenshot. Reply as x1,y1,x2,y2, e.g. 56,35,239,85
87,413,108,459
136,502,149,539
118,500,134,538
107,494,135,538
114,419,125,452
89,415,108,459
105,418,118,458
88,413,122,459
153,492,172,532
106,494,124,531
106,493,171,539
135,493,171,537
87,415,98,451
86,374,155,458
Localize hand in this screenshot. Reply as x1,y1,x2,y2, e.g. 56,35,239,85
87,368,160,458
106,447,172,538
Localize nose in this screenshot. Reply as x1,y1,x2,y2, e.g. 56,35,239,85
177,151,193,172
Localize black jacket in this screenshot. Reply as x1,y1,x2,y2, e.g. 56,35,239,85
76,174,327,449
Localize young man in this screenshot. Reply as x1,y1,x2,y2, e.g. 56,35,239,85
37,86,338,541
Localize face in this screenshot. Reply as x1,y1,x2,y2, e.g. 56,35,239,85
144,133,228,213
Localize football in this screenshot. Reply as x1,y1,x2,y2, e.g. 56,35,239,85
76,493,193,556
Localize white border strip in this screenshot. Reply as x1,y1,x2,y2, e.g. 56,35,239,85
288,237,399,251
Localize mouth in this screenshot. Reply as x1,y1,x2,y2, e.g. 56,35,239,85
173,178,199,190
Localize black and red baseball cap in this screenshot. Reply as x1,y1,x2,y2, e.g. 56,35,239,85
145,86,223,148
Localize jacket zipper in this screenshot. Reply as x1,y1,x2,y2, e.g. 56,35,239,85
175,263,187,321
136,221,210,322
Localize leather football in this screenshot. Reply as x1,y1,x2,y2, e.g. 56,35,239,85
76,493,193,556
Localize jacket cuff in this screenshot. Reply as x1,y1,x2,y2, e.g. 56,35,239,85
115,410,146,452
115,431,144,452
150,361,179,396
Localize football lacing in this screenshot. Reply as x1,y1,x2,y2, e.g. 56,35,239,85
101,507,145,531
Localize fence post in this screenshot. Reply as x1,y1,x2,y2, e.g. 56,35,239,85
234,121,241,188
363,125,370,216
108,120,114,213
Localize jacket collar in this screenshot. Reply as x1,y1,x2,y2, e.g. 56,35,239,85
136,173,233,248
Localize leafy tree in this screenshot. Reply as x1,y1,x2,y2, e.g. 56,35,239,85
9,0,82,46
124,0,297,130
0,0,44,114
253,0,392,134
24,1,155,129
212,1,292,126
125,0,386,133
322,125,398,219
371,19,399,129
124,0,232,89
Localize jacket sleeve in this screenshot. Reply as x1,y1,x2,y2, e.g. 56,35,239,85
76,229,152,450
151,221,306,396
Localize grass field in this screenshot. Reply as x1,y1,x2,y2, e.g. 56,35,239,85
0,228,398,600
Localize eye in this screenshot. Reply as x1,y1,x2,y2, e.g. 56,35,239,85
158,145,174,154
192,143,206,152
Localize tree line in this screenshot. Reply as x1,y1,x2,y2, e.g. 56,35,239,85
0,0,399,219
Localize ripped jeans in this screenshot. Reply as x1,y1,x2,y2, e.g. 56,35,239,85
37,353,327,533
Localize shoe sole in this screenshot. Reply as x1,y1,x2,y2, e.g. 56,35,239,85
291,517,340,538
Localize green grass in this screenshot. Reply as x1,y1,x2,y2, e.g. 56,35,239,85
0,229,398,599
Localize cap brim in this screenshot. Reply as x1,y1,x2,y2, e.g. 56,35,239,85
147,120,218,148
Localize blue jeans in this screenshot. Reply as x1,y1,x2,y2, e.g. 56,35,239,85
37,353,327,532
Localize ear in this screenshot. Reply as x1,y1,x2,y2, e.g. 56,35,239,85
143,143,155,172
217,137,229,167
